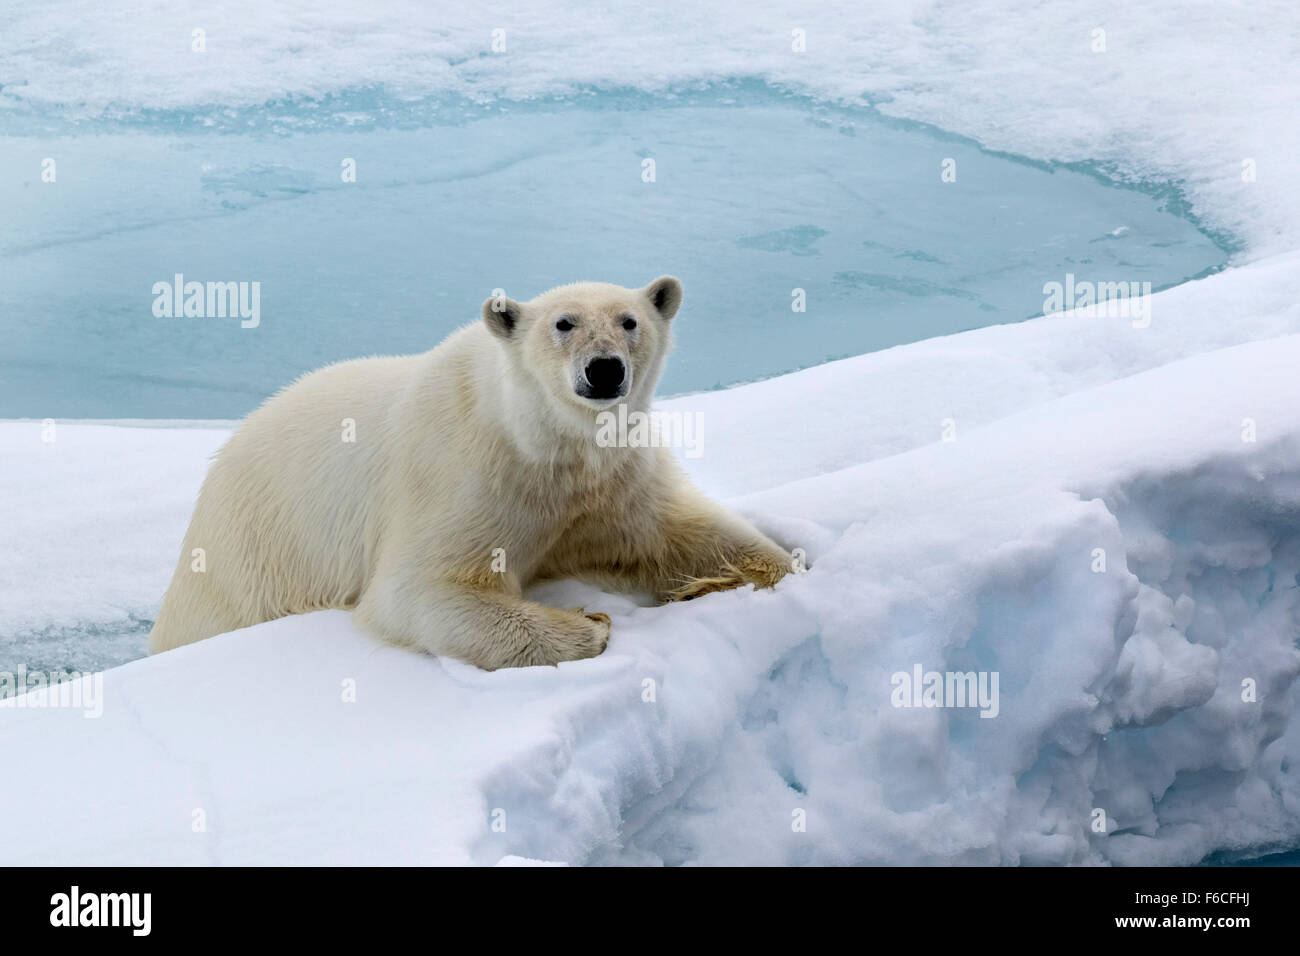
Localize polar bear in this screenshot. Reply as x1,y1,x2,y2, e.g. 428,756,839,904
149,277,792,669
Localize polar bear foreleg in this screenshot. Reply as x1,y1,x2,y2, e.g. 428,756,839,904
637,501,794,603
354,575,610,670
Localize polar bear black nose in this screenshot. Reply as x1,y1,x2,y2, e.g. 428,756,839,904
583,357,626,398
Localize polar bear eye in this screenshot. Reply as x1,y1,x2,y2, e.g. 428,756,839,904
555,316,574,332
622,315,637,331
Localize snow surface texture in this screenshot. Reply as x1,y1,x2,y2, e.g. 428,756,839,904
3,294,1300,865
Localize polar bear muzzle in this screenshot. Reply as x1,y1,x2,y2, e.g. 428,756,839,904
578,356,627,400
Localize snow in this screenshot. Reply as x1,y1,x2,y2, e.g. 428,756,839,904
4,303,1300,864
2,0,1299,865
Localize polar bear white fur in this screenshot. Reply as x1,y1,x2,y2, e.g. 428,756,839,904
149,277,792,669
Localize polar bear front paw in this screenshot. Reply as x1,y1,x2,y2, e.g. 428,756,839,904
543,606,610,664
665,549,792,603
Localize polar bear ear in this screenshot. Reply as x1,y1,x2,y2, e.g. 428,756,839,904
482,293,525,340
644,275,683,321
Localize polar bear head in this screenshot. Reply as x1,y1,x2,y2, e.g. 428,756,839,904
481,277,683,419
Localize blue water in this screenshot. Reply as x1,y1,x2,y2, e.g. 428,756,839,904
0,85,1229,419
1202,847,1300,866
